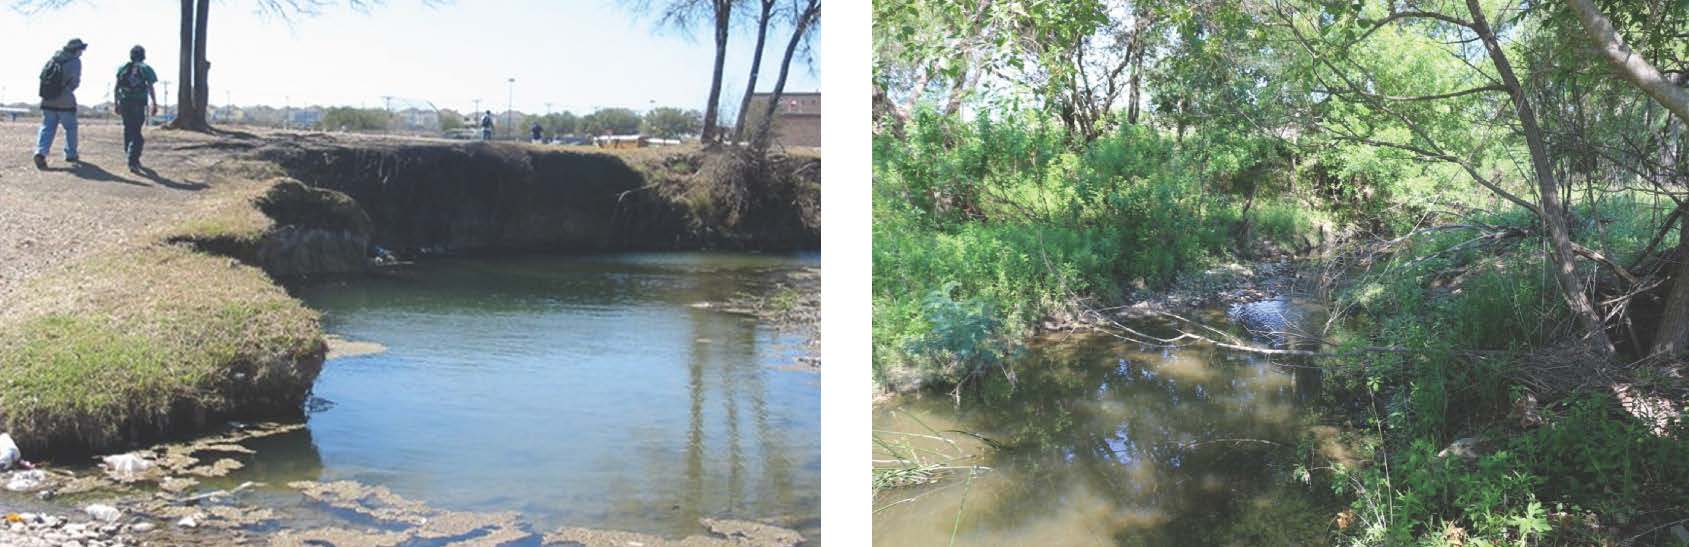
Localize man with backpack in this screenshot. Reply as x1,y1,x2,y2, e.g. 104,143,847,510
35,38,86,169
480,111,494,141
115,45,159,173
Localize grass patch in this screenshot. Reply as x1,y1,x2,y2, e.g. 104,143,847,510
0,243,323,454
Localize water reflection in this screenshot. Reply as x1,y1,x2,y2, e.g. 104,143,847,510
290,253,820,539
874,329,1339,545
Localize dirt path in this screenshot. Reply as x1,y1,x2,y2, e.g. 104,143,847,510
0,120,246,303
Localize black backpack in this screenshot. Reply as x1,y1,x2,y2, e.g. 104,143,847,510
118,62,147,95
39,57,65,99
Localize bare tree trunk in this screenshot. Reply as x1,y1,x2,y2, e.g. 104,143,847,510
700,0,732,144
903,68,933,116
732,0,776,141
752,0,819,152
1126,39,1145,125
873,82,906,136
1469,0,1615,356
1568,0,1689,125
169,0,194,129
1654,212,1689,357
190,0,210,130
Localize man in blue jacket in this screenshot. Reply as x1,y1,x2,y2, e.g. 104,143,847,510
35,38,87,169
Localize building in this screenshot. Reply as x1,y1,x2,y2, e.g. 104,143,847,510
741,91,820,148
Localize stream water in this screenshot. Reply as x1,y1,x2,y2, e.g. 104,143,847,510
873,305,1340,545
252,252,822,539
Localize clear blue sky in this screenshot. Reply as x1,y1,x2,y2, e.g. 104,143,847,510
0,0,820,116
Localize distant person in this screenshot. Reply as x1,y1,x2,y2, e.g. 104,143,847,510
530,122,543,144
480,111,494,141
115,45,158,173
34,38,87,169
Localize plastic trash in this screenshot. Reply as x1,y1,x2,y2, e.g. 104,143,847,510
0,434,19,470
101,453,153,477
5,470,47,492
84,504,121,522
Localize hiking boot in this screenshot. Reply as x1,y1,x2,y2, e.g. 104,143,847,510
32,154,45,169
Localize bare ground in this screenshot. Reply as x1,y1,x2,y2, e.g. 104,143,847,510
0,121,233,303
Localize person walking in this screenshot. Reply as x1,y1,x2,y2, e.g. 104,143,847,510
116,45,159,173
34,38,87,169
480,111,494,141
530,121,543,144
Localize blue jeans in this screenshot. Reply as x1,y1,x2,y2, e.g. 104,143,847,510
36,109,79,159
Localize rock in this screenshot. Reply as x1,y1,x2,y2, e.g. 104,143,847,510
42,532,67,542
63,540,82,547
175,517,196,528
129,523,154,533
8,522,22,533
6,469,48,491
84,504,121,523
98,524,119,535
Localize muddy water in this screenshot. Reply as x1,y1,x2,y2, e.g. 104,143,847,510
873,312,1338,545
272,253,820,539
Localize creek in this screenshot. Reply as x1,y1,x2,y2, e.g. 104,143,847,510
873,299,1343,545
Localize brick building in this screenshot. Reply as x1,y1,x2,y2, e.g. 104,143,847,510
741,92,820,148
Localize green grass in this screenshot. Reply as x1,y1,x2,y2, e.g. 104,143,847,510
0,239,322,455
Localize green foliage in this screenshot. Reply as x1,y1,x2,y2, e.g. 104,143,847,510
641,107,702,139
321,107,393,131
579,107,641,136
525,111,579,136
1511,394,1689,524
874,108,1324,387
1332,439,1547,545
439,109,465,132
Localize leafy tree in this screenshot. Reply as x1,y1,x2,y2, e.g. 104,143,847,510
580,107,641,136
439,108,464,132
642,107,702,138
321,107,392,131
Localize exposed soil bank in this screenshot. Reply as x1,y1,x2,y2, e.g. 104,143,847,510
4,127,819,459
253,139,821,258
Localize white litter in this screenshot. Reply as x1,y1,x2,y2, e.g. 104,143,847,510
101,453,153,477
5,469,47,492
84,504,122,522
0,434,20,470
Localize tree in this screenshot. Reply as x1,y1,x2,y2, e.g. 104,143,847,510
643,107,703,139
750,0,819,151
321,107,392,131
439,109,465,132
580,108,642,136
731,0,777,141
624,0,739,143
524,112,579,136
1566,0,1689,357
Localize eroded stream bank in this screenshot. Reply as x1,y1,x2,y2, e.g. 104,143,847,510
2,136,822,545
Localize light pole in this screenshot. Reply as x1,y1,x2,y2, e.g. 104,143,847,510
506,77,515,140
